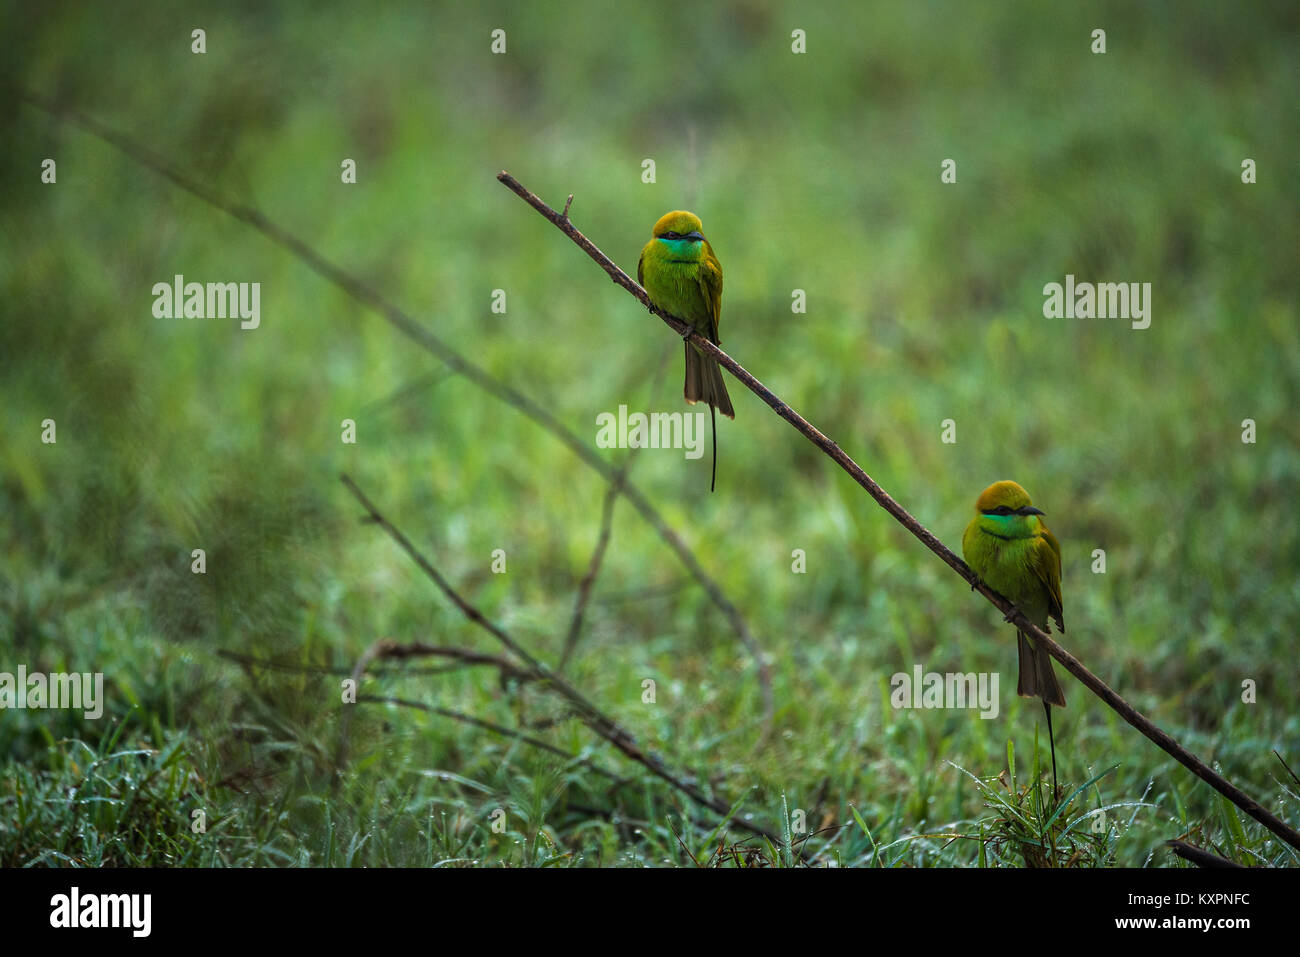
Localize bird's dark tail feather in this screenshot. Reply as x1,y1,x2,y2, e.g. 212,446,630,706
1016,630,1066,707
684,342,735,419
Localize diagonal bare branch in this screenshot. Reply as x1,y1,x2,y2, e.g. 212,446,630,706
496,169,1300,855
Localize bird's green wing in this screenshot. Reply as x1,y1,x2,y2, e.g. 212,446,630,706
1033,529,1065,632
697,244,724,343
637,249,645,289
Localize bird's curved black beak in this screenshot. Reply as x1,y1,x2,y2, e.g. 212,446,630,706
1017,506,1045,516
683,231,705,242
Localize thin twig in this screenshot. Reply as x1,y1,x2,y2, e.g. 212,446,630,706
335,637,391,774
339,473,807,858
350,639,533,681
560,340,674,672
221,646,625,780
496,170,1300,855
216,646,530,679
560,462,625,671
560,340,675,672
356,694,623,781
13,88,774,738
1274,750,1300,790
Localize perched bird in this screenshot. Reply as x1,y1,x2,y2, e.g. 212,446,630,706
962,480,1066,789
638,210,733,491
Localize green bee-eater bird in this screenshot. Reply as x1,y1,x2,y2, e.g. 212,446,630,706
638,210,733,492
962,480,1066,790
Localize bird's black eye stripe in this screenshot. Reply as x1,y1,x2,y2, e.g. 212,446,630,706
661,231,680,240
981,505,1015,515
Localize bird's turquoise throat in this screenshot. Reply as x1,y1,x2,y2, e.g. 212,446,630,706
656,237,701,261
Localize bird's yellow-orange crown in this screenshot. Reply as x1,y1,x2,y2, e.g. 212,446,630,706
975,480,1034,513
652,210,704,238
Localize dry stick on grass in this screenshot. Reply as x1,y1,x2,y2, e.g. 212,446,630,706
217,646,531,680
339,473,807,859
354,694,625,782
335,637,533,769
14,88,774,736
496,170,1300,855
560,456,626,671
335,638,391,775
218,647,618,778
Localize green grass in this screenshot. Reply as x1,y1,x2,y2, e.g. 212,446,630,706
2,0,1298,867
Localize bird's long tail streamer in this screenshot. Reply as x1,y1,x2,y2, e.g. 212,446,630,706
710,402,717,493
1043,701,1059,796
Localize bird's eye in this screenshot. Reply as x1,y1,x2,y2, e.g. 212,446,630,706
662,231,679,240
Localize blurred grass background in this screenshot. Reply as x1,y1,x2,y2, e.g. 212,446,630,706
1,0,1298,866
